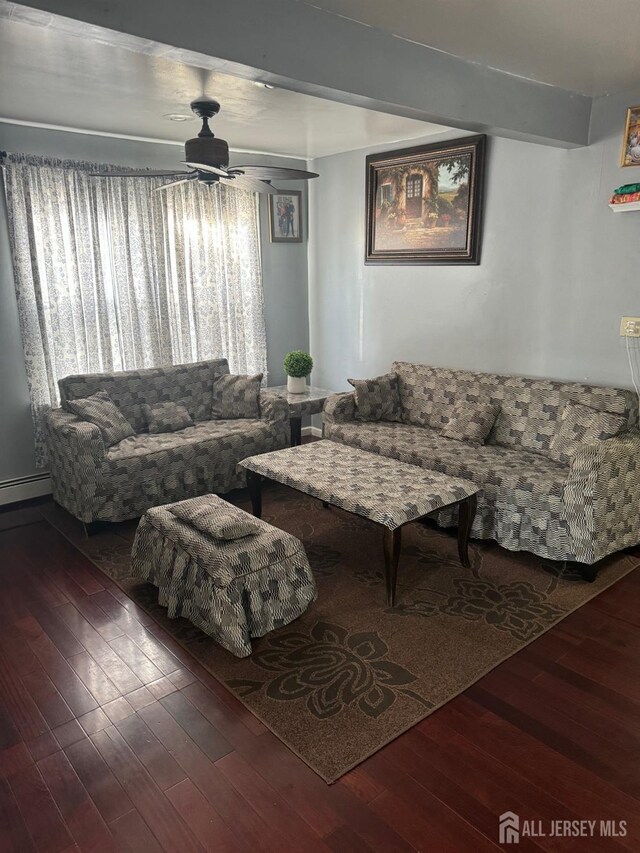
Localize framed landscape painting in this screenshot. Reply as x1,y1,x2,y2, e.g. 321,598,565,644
621,106,640,167
268,190,303,242
365,135,486,265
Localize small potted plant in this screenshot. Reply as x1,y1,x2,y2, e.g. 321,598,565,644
283,350,313,394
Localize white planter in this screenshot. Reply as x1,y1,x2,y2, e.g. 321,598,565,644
287,375,307,394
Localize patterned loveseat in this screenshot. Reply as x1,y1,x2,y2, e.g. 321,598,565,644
324,361,640,569
44,359,289,525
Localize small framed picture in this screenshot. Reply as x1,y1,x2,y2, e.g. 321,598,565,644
268,190,303,242
621,106,640,167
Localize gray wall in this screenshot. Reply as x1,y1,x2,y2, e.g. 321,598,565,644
308,88,640,405
0,123,309,482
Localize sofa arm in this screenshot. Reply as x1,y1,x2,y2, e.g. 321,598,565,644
44,408,106,522
259,392,289,426
323,392,356,426
563,430,640,562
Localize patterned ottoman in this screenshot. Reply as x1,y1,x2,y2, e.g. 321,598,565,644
131,495,316,657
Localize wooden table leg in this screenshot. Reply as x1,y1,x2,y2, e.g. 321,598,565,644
383,527,402,607
457,494,477,567
290,416,302,447
246,471,263,518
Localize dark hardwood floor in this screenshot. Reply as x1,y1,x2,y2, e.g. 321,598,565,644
0,502,639,852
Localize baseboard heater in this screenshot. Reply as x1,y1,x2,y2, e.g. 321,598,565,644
0,472,52,506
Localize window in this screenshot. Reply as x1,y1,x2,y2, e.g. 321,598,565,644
2,153,267,466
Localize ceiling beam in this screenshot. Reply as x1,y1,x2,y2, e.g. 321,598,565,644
13,0,592,148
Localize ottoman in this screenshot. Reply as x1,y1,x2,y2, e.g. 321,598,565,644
131,495,316,657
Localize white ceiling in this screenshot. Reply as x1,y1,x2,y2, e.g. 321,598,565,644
302,0,640,97
0,12,446,160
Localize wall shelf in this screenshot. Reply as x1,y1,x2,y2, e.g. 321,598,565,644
609,202,640,213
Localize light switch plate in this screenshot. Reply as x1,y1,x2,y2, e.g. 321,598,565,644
620,317,640,337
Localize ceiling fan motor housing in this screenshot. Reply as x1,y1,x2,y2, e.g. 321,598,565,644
185,136,230,169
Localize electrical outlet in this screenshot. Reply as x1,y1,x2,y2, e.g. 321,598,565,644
620,317,640,337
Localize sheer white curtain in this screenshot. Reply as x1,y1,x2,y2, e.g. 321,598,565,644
2,153,267,466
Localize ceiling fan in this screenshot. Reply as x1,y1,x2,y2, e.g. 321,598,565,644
89,98,319,194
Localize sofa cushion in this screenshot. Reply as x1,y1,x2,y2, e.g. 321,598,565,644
143,401,194,434
347,373,403,423
106,419,265,461
439,402,499,445
549,402,627,464
392,360,636,455
170,497,261,540
325,421,567,512
59,359,229,432
65,391,135,447
211,374,263,420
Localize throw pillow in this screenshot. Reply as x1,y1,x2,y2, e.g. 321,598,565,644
549,402,627,464
439,402,500,445
143,401,194,434
347,372,403,422
170,502,260,540
211,373,263,419
65,390,135,447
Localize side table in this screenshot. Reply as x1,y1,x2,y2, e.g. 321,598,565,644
263,385,335,446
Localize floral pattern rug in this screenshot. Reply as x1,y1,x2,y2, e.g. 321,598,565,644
40,483,639,783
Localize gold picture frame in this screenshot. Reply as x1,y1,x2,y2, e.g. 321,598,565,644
621,106,640,167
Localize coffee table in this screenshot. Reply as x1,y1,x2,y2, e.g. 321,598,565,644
262,385,335,447
239,440,480,606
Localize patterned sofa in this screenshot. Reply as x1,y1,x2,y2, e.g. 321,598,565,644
324,361,640,569
44,359,289,525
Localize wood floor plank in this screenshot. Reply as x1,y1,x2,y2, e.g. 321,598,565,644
216,750,333,851
115,713,186,791
0,776,37,853
159,691,232,763
0,628,39,678
21,667,75,730
91,725,205,853
164,778,245,853
64,737,133,825
37,749,119,852
0,650,49,742
434,697,640,849
8,763,73,853
108,635,164,685
55,607,144,696
138,701,282,852
24,633,98,719
66,651,122,706
325,825,373,853
183,679,357,838
416,720,593,852
108,809,164,853
0,743,34,781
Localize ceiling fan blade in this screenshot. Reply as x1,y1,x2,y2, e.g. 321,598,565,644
89,169,191,178
228,165,319,181
221,175,280,194
182,162,229,177
154,179,194,192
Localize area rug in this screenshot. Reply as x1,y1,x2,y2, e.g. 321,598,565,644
40,485,639,783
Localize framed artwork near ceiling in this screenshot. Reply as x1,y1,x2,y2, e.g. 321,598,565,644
365,134,486,265
268,190,303,242
621,106,640,167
